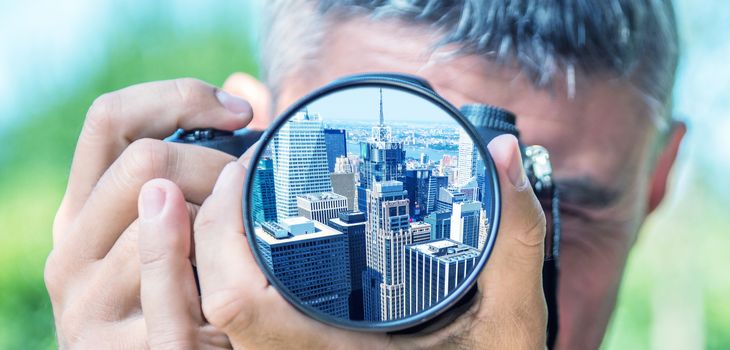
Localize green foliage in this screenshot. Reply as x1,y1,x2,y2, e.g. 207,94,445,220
0,13,257,348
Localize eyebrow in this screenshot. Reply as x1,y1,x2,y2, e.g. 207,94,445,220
555,177,623,209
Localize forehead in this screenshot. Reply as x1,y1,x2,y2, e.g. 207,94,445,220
278,16,658,196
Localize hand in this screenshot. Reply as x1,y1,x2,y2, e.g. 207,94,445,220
45,76,260,348
146,134,548,349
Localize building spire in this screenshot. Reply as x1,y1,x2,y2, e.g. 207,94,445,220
379,88,384,126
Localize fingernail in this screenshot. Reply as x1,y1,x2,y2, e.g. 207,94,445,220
140,185,166,220
488,135,528,189
213,162,241,195
216,89,252,116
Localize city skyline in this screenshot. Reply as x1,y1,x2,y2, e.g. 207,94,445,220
251,86,493,323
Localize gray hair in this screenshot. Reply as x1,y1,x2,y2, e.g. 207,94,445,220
261,0,678,128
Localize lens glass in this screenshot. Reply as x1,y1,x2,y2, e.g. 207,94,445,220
248,85,496,328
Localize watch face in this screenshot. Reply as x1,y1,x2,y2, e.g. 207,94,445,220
244,81,500,331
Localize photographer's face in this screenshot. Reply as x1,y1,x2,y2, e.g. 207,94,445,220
268,17,681,350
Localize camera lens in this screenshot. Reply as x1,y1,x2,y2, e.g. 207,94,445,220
243,77,500,331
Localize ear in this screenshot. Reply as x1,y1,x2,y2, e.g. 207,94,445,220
222,72,273,131
647,121,687,214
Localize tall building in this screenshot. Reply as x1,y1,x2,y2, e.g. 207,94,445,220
252,157,277,223
450,201,482,248
425,210,452,241
331,173,357,211
458,177,480,201
363,180,412,321
334,155,354,174
357,89,406,215
436,187,467,211
297,192,348,225
410,221,432,244
324,128,347,172
420,152,429,165
426,174,448,213
271,111,332,219
478,208,490,250
328,211,367,320
457,129,478,186
255,217,351,319
332,156,357,211
404,239,480,315
405,169,431,220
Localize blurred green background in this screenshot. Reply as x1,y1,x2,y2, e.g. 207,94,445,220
0,1,727,349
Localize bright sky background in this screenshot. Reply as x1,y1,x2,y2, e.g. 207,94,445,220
305,86,459,125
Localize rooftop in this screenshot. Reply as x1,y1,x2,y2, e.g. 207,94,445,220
296,192,347,202
255,219,344,246
408,239,481,261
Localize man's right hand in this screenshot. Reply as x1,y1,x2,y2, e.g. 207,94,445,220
44,77,262,348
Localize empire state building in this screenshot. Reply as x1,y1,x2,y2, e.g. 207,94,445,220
357,89,407,215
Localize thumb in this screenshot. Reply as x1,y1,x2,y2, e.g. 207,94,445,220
477,134,547,341
137,179,203,348
223,72,273,131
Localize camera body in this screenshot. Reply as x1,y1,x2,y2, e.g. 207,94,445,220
167,73,560,347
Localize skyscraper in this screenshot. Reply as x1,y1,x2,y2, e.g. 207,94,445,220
324,128,347,172
436,187,467,211
405,169,431,220
255,217,351,319
409,221,432,244
404,239,480,315
332,156,357,210
426,174,448,213
450,201,482,248
456,129,478,186
363,180,412,321
252,157,277,223
328,211,367,320
458,177,480,201
478,208,490,250
357,90,406,215
297,192,348,225
271,111,332,219
424,210,452,241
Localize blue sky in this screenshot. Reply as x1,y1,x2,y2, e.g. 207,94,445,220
305,86,459,125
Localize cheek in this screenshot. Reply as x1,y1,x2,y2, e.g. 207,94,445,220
555,216,636,346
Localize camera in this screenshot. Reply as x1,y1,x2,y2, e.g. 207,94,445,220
167,73,560,347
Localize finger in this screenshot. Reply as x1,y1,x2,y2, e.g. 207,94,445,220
222,72,273,131
58,140,233,260
138,179,202,348
194,161,269,334
480,134,547,303
58,78,253,236
93,201,201,317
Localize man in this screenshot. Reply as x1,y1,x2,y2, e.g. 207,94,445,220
45,0,685,349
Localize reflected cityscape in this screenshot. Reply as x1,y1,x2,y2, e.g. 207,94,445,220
252,88,492,321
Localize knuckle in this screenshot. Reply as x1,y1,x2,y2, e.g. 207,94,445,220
202,288,253,333
43,250,66,295
515,197,547,249
193,214,215,235
52,205,70,242
121,138,171,181
138,244,173,269
173,77,209,109
147,332,198,350
84,92,119,136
